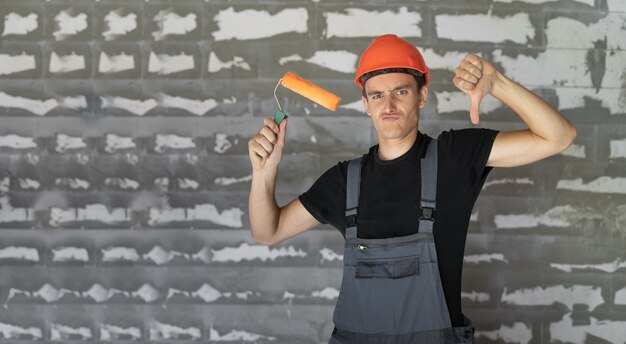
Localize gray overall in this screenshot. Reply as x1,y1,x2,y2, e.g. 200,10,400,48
329,139,475,344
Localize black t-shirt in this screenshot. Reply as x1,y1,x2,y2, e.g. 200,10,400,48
299,128,499,327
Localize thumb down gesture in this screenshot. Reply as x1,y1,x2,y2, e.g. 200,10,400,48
453,54,499,124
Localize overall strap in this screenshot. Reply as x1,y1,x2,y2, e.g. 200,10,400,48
419,139,438,234
345,157,362,240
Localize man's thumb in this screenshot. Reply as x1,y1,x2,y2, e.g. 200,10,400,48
277,118,288,145
469,94,481,124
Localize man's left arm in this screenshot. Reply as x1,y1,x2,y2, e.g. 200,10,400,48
453,54,577,168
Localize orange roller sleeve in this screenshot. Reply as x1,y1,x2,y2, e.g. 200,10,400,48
280,72,341,111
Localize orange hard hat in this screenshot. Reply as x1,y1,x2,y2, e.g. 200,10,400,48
355,34,430,89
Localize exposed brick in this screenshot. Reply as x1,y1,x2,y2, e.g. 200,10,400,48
0,1,623,343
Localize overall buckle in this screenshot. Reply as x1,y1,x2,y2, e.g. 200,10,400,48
346,214,357,227
420,207,435,222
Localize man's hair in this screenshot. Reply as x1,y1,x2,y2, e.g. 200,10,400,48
361,68,425,98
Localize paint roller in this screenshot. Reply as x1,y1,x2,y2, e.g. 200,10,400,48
273,72,342,125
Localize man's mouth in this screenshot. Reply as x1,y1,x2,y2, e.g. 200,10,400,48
381,114,399,121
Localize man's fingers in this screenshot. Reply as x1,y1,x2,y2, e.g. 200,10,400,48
254,134,274,154
453,77,476,91
463,54,483,71
259,126,277,143
252,145,268,158
459,60,482,79
455,68,479,84
249,116,286,160
250,119,287,157
263,117,279,133
249,117,286,169
248,138,268,158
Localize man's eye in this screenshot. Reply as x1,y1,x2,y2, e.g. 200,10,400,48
371,94,382,99
396,89,408,96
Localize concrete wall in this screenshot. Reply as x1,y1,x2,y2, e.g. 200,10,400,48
0,0,625,343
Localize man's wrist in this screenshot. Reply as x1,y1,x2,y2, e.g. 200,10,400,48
252,166,279,180
490,71,511,99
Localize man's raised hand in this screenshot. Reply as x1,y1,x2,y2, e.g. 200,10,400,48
248,117,288,172
453,54,499,124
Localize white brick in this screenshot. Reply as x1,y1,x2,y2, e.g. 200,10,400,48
610,139,626,158
493,49,588,87
0,53,36,75
436,13,534,44
211,242,307,262
554,87,625,115
152,10,197,40
213,7,308,41
325,7,421,38
102,10,137,41
2,12,38,36
551,313,626,344
556,176,626,194
551,258,626,273
501,285,604,310
49,51,85,74
53,9,88,40
546,14,626,50
148,51,194,75
476,323,532,344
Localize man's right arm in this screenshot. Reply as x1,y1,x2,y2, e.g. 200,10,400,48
247,117,320,245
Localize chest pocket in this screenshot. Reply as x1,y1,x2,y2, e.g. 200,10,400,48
356,256,419,279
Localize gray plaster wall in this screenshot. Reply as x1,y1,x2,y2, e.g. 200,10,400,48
0,0,625,343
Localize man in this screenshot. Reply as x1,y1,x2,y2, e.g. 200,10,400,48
247,34,576,343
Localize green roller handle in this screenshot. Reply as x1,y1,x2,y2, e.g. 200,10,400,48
273,110,287,125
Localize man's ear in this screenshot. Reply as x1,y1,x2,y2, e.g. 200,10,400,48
418,86,429,108
361,95,371,117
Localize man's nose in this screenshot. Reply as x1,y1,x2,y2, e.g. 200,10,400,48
384,93,397,113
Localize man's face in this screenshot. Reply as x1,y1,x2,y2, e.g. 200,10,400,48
361,73,428,143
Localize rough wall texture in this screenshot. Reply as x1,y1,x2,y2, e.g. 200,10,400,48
0,0,625,343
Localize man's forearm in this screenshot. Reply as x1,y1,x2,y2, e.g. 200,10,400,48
491,72,577,147
248,168,280,245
